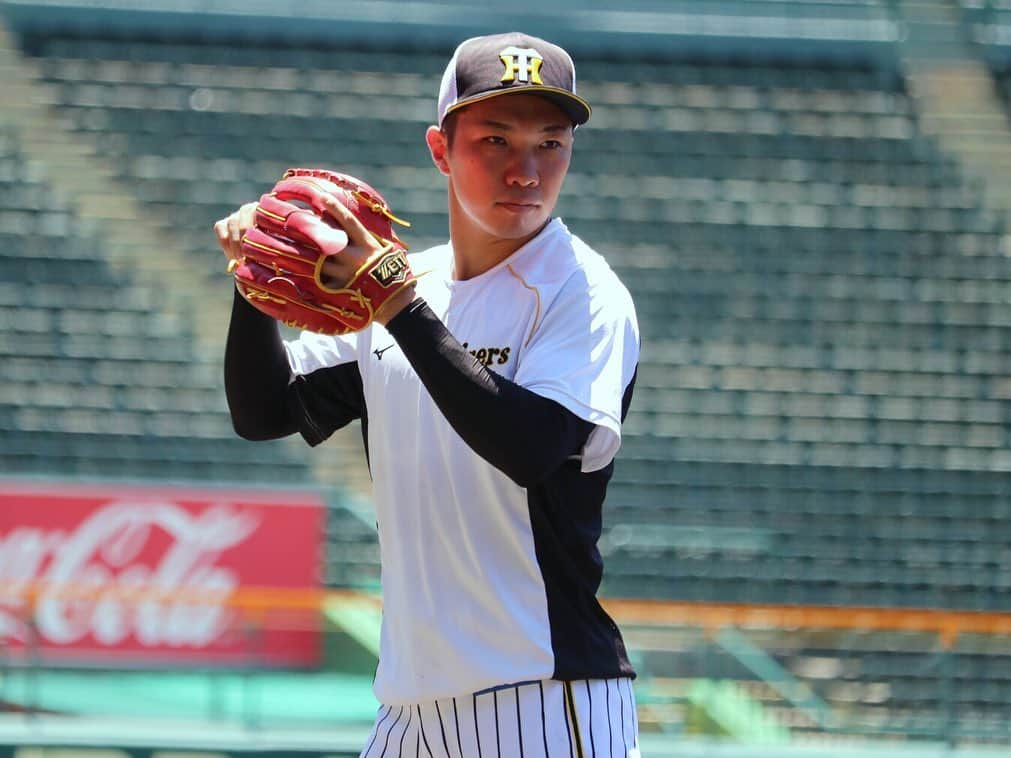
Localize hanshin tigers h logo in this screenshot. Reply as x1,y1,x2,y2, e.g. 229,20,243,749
499,46,543,85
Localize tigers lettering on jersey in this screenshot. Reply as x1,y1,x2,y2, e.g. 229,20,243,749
462,343,511,367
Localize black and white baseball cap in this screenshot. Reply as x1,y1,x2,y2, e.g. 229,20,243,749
437,32,591,127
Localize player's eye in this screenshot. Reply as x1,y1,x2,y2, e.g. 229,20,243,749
483,135,507,146
542,139,563,149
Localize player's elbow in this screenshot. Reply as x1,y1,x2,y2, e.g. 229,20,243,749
497,413,594,488
231,417,273,441
231,420,261,441
228,406,295,441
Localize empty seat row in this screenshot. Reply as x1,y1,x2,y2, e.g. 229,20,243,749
618,432,1011,471
641,338,1011,374
632,386,1006,427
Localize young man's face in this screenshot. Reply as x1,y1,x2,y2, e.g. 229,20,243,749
428,94,574,247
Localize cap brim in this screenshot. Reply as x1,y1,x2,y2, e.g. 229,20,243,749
443,86,591,126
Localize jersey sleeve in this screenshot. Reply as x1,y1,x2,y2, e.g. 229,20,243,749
283,330,363,445
284,330,360,376
512,269,640,473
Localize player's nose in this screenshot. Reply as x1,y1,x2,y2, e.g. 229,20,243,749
505,151,539,188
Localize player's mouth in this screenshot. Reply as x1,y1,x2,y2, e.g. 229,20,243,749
497,200,540,212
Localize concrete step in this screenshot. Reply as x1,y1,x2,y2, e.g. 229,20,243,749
944,154,1011,171
900,0,961,22
920,135,1011,159
920,115,1011,134
916,88,1007,112
929,128,1011,146
910,79,1006,105
896,9,1011,219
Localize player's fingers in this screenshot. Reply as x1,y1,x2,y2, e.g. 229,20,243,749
321,194,375,249
237,201,258,229
213,217,236,258
215,202,257,258
227,214,243,248
213,217,227,243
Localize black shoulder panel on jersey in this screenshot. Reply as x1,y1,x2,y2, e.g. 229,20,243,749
289,361,366,448
530,371,637,681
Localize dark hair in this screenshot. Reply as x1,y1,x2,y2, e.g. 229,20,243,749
440,111,460,148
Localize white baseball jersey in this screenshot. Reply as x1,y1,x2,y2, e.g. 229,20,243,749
285,218,639,705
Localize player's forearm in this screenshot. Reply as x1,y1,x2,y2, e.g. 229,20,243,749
385,298,593,487
224,289,299,440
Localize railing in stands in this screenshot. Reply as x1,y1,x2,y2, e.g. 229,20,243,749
3,582,1010,745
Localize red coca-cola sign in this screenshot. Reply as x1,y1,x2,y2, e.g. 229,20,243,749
0,480,324,667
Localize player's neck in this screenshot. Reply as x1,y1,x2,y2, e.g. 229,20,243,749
449,234,524,281
447,209,548,281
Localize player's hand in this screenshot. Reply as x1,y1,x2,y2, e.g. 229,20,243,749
319,194,418,324
214,202,258,264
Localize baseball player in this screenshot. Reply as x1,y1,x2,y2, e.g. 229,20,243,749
215,32,641,757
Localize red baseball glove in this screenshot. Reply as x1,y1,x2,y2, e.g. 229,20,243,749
232,168,416,335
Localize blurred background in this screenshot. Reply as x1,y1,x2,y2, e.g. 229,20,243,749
0,0,1010,756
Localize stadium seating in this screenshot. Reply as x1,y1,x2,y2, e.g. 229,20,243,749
603,458,1011,610
634,625,1011,741
0,127,316,484
10,29,1011,612
2,4,1011,745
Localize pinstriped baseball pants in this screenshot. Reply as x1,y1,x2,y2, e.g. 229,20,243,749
359,677,640,758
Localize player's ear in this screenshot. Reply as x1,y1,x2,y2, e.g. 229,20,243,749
426,125,450,176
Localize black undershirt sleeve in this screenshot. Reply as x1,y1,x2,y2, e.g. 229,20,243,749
225,291,611,482
224,289,298,440
385,297,597,488
224,289,363,443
